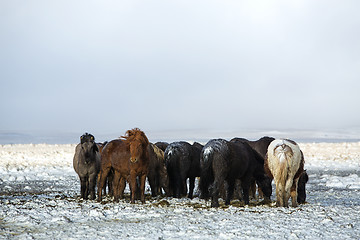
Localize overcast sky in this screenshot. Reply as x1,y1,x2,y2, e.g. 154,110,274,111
1,0,359,139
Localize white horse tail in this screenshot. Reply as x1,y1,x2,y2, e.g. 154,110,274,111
273,141,294,188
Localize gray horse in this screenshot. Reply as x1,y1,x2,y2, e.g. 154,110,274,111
73,133,101,200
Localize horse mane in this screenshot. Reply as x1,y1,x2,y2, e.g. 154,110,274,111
151,143,164,160
121,128,149,145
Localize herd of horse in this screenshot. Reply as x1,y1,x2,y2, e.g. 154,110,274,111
73,128,308,207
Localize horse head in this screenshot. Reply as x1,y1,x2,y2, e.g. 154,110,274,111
256,175,273,201
123,128,149,163
80,133,99,164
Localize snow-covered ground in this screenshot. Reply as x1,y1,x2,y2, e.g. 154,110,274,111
0,142,359,239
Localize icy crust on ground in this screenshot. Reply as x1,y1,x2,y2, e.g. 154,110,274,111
1,196,359,239
0,142,360,239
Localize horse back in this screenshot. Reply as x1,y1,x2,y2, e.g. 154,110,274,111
250,137,275,158
228,141,252,179
101,139,130,174
267,139,302,182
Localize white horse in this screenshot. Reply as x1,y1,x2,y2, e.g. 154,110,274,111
265,139,304,207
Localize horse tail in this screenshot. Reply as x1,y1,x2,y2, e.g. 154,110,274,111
199,145,215,199
278,156,288,188
164,144,183,198
200,139,229,199
273,141,294,188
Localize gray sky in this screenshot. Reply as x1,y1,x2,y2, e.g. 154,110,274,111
1,0,360,138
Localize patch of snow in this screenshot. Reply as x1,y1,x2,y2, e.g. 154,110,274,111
325,174,360,189
203,146,212,156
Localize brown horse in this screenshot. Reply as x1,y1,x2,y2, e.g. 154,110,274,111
96,141,114,196
97,128,150,203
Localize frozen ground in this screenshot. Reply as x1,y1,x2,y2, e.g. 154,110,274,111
0,142,360,239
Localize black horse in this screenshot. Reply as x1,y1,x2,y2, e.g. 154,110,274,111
199,139,272,207
164,141,203,199
232,136,309,204
155,142,169,152
73,133,100,200
230,137,274,199
297,170,309,203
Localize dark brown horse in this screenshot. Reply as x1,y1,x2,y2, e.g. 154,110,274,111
230,137,275,199
97,128,150,203
147,143,169,197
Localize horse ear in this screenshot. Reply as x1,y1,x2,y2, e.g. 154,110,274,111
127,130,134,137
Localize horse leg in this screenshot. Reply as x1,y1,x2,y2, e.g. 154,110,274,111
102,177,107,196
80,176,87,199
174,176,182,198
225,179,235,205
97,167,111,202
139,174,147,204
284,178,294,208
108,169,114,197
188,177,195,199
241,179,251,205
112,171,121,202
129,171,137,204
148,173,157,197
258,187,264,199
249,179,256,200
275,181,283,207
234,180,243,201
211,175,224,208
290,178,299,207
88,174,97,200
160,167,170,196
85,176,90,200
183,179,188,197
155,174,160,196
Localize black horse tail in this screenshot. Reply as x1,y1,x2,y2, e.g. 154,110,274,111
164,145,183,198
199,145,215,199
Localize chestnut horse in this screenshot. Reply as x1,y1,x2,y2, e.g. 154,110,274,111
97,128,150,203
